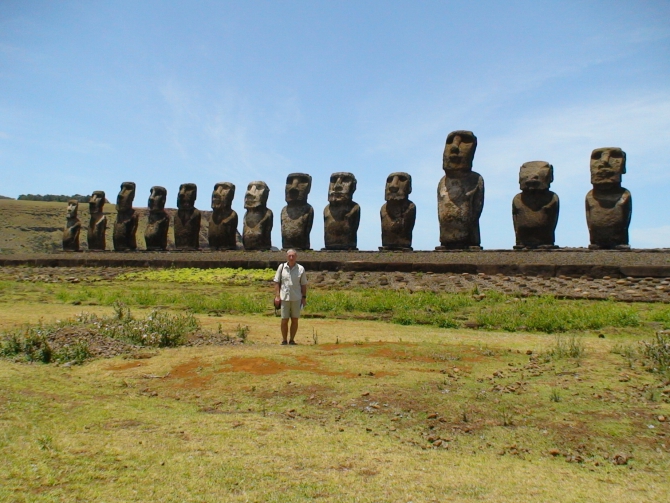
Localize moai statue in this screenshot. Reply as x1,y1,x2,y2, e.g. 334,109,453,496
174,183,201,250
113,181,139,251
380,172,416,251
281,173,314,250
243,181,273,250
87,191,106,250
586,148,632,249
436,131,484,250
144,186,169,251
62,199,81,252
208,182,238,250
323,172,360,250
512,162,559,249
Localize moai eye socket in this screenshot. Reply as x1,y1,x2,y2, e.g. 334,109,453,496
591,151,602,160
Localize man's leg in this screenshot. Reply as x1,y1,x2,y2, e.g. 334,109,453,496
281,318,289,343
289,318,299,343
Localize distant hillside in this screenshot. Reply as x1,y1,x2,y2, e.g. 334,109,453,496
18,194,102,203
0,199,237,254
0,195,14,200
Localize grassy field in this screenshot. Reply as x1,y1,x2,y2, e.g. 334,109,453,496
1,272,670,502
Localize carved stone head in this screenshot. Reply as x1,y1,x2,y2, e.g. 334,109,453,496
148,186,167,211
590,147,626,186
328,172,357,204
212,182,235,210
116,182,136,211
177,183,198,210
285,173,312,204
443,130,477,172
67,200,79,218
385,172,412,201
244,181,269,209
89,191,105,213
519,161,553,191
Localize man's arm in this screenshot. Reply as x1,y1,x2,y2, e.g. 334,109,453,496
301,283,307,306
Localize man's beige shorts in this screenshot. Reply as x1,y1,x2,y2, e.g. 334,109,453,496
280,300,302,319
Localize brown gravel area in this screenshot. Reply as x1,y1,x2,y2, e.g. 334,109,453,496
3,248,670,266
2,266,670,303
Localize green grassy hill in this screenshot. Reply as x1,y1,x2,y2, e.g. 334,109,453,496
0,199,219,253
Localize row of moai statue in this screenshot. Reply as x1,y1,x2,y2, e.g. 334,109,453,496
62,130,632,252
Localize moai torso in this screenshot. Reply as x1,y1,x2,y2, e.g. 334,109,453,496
323,172,360,250
62,200,81,252
208,182,238,250
437,131,484,249
113,182,139,251
87,191,107,251
281,173,314,250
585,148,631,249
243,181,273,250
380,172,415,250
174,183,201,250
144,186,169,251
512,161,559,249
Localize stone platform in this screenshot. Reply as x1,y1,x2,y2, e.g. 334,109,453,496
2,249,670,278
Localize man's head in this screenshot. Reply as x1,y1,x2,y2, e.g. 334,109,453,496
244,181,270,209
442,130,477,172
67,199,78,218
519,161,553,191
385,172,412,201
286,248,297,267
177,183,198,210
89,191,105,213
116,182,136,211
285,173,312,204
590,147,626,186
148,186,167,211
328,172,357,204
212,182,235,210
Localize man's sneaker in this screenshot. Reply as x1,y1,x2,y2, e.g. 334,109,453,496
281,341,288,345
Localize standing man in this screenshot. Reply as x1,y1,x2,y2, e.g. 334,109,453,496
274,249,307,345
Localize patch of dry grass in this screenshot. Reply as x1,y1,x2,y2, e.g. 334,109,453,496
1,299,670,501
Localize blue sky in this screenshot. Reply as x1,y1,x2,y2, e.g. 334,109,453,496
1,1,669,250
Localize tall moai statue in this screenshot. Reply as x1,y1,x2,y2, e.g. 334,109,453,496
243,181,273,250
62,199,81,252
586,148,631,249
174,183,201,250
87,191,107,251
281,173,314,250
436,131,484,250
323,172,360,250
144,186,169,251
512,162,559,249
380,172,416,251
208,182,238,250
113,181,139,251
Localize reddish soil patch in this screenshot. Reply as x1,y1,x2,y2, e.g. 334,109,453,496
216,355,356,377
169,358,214,388
106,361,147,371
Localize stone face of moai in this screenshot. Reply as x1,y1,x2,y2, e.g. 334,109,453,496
436,130,484,250
323,172,360,250
113,181,139,251
243,181,273,250
380,172,416,250
281,173,314,250
144,186,169,251
87,191,107,250
208,182,238,250
174,183,202,250
586,147,631,249
62,199,81,252
512,161,559,249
